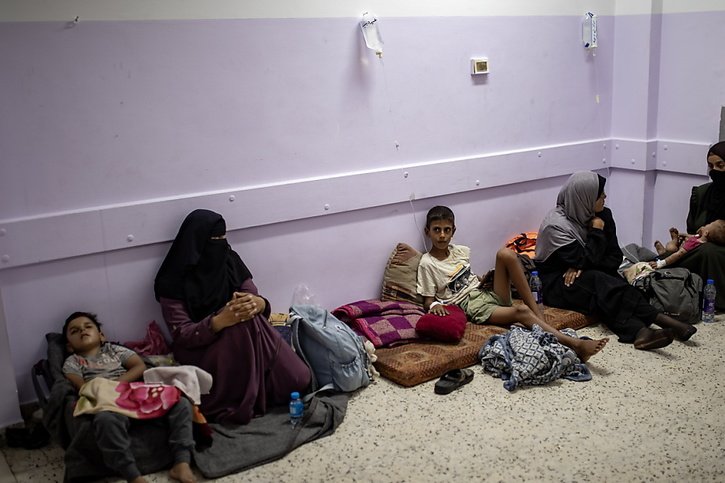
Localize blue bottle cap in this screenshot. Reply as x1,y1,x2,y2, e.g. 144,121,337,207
531,271,538,276
707,279,714,284
291,391,300,399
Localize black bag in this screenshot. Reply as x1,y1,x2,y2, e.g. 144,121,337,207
632,267,703,324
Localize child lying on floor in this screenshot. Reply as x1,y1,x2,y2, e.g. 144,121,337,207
651,219,725,269
62,311,197,483
416,205,608,362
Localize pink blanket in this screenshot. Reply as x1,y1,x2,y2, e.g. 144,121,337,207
332,299,425,348
73,378,181,419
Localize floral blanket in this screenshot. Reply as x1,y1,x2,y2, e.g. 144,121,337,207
332,299,425,348
73,378,180,419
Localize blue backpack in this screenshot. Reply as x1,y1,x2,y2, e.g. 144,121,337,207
289,304,371,393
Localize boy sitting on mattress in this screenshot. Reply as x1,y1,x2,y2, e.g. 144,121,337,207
416,205,607,362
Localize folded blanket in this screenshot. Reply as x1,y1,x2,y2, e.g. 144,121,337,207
332,299,425,348
73,378,180,419
193,392,349,478
144,365,212,405
478,325,591,391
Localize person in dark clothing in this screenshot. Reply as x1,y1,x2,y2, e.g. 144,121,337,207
666,141,725,309
534,172,697,350
154,209,311,425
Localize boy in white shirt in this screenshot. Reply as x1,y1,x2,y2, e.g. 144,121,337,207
417,206,608,362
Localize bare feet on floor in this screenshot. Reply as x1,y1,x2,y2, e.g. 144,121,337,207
633,327,674,350
576,337,609,362
170,462,197,483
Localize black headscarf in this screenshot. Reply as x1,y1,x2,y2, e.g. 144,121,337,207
704,141,725,223
597,174,606,199
154,209,252,322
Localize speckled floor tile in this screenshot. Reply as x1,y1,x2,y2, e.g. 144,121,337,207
0,449,14,483
3,320,725,482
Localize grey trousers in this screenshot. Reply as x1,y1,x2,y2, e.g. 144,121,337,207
92,397,194,480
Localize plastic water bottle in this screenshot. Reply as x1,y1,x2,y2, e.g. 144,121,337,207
289,391,304,427
530,271,544,314
702,279,716,323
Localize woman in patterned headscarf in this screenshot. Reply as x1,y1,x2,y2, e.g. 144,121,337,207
155,209,310,424
535,172,696,350
667,142,725,309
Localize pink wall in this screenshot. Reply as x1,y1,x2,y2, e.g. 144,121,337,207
1,10,724,425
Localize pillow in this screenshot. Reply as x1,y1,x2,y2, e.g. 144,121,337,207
381,243,424,305
505,231,538,259
124,320,171,356
415,305,467,343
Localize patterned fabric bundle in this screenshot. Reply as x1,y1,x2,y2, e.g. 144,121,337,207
478,325,591,391
332,299,425,348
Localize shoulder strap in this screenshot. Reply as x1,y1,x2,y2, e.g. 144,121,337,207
289,313,319,391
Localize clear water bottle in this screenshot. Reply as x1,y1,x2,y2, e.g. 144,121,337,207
289,391,304,427
702,279,716,323
530,271,544,314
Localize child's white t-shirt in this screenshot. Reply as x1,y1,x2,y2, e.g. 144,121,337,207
62,342,137,382
417,244,480,305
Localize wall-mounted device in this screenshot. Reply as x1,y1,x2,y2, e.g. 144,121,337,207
471,58,489,75
583,12,598,49
360,12,384,58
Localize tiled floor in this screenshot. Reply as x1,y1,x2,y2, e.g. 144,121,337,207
0,450,14,483
2,319,725,482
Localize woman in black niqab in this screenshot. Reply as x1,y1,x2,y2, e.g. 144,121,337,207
154,209,251,322
671,141,725,310
702,142,725,224
154,209,310,425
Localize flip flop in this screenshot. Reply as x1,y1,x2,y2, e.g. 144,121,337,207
434,368,474,395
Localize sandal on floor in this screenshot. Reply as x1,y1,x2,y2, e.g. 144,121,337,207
434,368,474,395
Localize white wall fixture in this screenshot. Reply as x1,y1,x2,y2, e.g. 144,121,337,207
360,11,383,58
471,57,489,75
582,12,597,49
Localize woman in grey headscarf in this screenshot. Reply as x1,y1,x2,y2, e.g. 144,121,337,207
535,172,696,350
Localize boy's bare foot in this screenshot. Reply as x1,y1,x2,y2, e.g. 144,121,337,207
170,462,197,483
575,337,609,362
633,327,674,350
